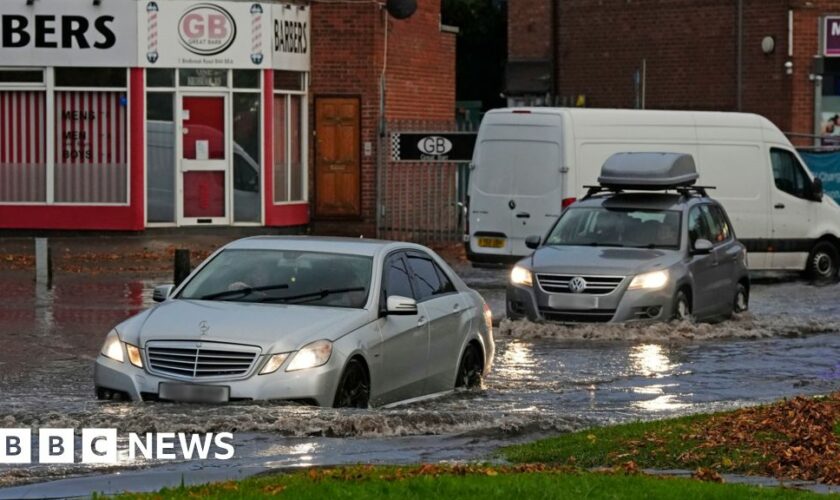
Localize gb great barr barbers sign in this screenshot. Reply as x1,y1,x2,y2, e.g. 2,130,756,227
139,1,310,70
391,132,477,163
0,0,138,67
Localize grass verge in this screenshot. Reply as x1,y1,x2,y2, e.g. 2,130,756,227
113,465,821,499
503,392,840,484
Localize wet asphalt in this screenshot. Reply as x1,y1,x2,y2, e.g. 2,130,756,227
1,263,840,496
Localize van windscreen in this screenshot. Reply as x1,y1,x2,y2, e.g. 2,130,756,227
476,140,561,196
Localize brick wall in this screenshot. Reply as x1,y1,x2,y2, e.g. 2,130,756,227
507,0,840,139
310,1,455,236
508,0,553,61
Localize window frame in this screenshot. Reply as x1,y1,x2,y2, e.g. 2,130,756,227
53,68,130,206
404,251,458,303
272,71,309,205
0,67,48,204
769,147,814,201
380,251,416,312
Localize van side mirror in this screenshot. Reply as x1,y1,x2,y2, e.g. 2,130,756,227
692,239,713,255
386,295,418,315
153,284,175,303
812,177,824,201
525,235,541,250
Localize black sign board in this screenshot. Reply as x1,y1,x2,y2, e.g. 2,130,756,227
391,132,477,162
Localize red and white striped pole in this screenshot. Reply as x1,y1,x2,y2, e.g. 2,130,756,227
250,3,264,65
146,2,159,64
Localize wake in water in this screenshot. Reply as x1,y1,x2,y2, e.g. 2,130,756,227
498,313,840,342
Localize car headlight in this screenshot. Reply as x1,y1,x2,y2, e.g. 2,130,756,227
126,344,143,368
510,266,533,287
286,340,333,372
100,330,125,363
259,353,290,375
628,270,669,290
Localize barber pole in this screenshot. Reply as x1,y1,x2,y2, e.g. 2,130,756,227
250,4,264,65
146,2,159,64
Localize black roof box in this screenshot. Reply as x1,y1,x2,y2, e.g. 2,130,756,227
597,152,699,189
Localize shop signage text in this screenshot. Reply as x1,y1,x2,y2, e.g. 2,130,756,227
825,16,840,57
0,0,137,67
179,4,237,56
391,133,477,163
272,4,310,71
1,15,116,50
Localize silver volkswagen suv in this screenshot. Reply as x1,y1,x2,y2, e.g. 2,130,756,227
506,152,750,323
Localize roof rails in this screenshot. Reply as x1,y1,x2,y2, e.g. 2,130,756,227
582,184,715,200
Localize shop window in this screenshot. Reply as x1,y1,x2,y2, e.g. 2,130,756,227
0,69,44,84
146,92,176,222
54,91,127,203
233,93,261,222
0,91,47,202
55,68,126,88
147,69,175,88
273,94,306,203
233,70,260,89
274,71,305,91
179,69,228,88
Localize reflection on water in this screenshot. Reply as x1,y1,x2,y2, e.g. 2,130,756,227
496,340,538,382
630,344,676,378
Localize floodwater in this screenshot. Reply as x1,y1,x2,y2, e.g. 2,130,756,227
1,266,840,495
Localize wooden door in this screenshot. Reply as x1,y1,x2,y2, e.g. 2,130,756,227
315,97,361,217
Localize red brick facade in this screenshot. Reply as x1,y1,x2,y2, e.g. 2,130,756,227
507,0,835,144
310,1,456,236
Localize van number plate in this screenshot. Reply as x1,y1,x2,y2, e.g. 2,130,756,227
477,237,505,248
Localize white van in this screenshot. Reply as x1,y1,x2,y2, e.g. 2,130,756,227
466,108,840,279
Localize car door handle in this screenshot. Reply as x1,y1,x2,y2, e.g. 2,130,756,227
451,304,461,315
417,316,427,327
516,212,530,219
774,203,785,209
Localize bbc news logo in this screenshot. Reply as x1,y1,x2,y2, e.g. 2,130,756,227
0,429,235,464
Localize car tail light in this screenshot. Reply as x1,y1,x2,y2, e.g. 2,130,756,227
511,110,531,114
562,197,577,209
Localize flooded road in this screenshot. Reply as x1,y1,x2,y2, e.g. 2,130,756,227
1,266,840,493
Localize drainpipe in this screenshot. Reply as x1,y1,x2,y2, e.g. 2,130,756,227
550,0,559,105
736,0,743,111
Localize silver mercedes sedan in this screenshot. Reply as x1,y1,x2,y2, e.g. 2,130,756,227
94,237,494,407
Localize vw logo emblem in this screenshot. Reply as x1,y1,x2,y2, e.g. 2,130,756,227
198,320,210,336
568,277,587,294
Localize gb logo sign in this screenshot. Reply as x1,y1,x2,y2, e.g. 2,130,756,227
179,4,237,56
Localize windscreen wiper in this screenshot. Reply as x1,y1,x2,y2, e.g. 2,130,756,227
259,287,366,304
200,283,290,301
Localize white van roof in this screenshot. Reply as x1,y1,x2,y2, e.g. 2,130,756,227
483,108,789,145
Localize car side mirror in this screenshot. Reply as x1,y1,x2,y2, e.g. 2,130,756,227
692,239,713,255
153,284,175,303
386,295,418,315
525,235,541,250
812,177,824,201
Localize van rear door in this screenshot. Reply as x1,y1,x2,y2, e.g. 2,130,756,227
469,113,564,259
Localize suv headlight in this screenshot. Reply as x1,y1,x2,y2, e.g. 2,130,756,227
286,340,333,371
628,270,669,290
510,266,533,287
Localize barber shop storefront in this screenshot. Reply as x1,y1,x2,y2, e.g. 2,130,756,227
0,0,310,230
